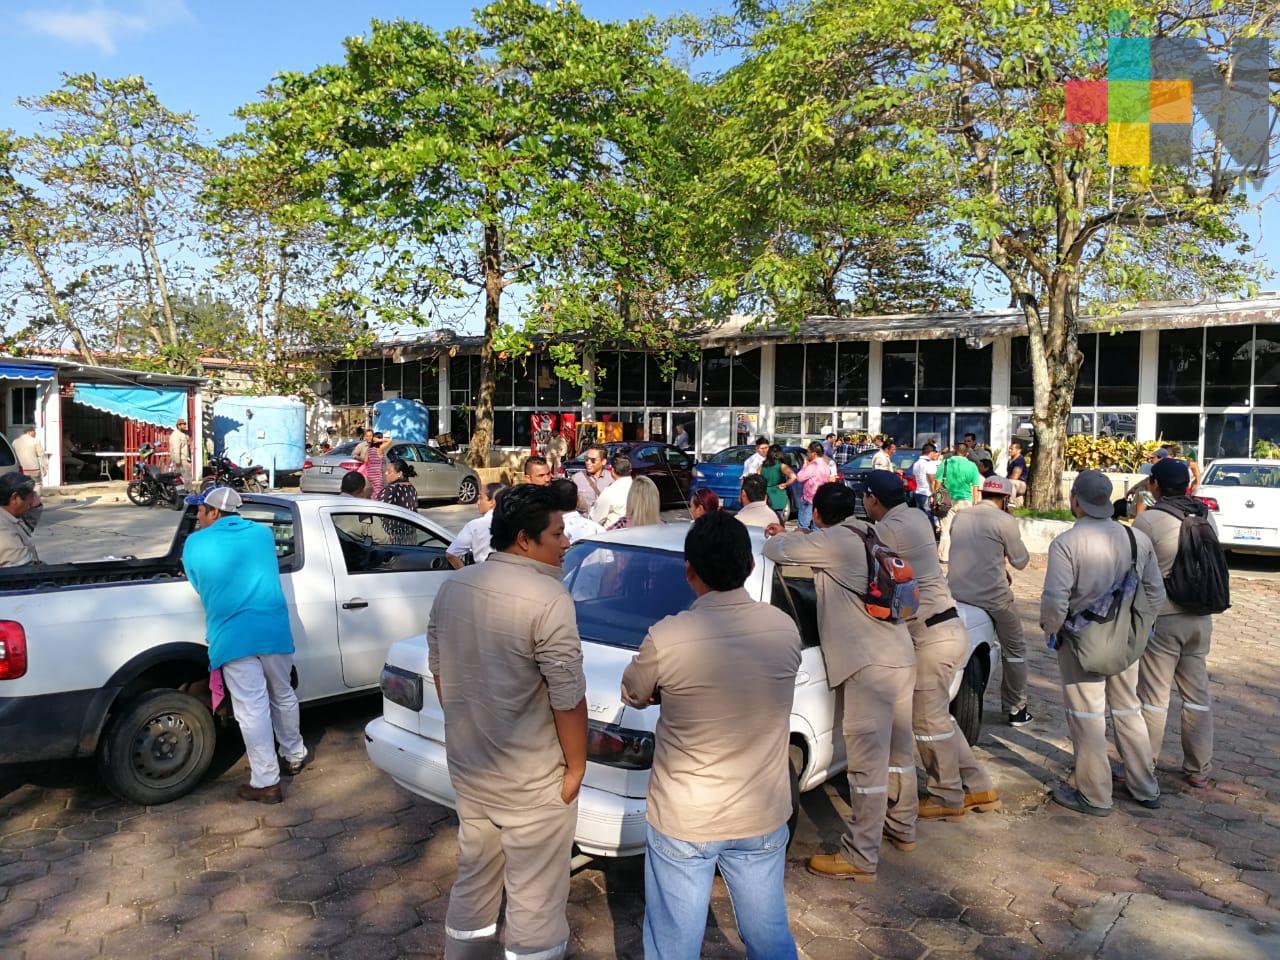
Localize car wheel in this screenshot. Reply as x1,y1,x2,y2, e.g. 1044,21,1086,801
458,476,479,504
126,480,155,507
97,689,216,805
787,742,803,847
950,653,989,746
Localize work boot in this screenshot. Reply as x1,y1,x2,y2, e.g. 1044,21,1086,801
280,752,309,777
917,797,966,820
882,831,917,853
237,782,283,804
964,790,1002,813
807,852,877,882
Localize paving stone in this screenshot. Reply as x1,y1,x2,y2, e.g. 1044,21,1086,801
27,937,100,960
177,909,248,943
856,926,927,959
801,937,876,960
101,920,180,957
214,928,290,960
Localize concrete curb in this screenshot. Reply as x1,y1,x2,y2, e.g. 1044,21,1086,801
1019,516,1074,554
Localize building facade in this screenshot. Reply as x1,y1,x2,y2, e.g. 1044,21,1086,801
320,295,1280,464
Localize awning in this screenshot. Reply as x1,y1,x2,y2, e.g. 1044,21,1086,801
72,383,187,428
0,361,56,381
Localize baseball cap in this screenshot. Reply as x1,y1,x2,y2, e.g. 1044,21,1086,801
1070,470,1114,519
184,486,243,513
864,470,906,504
1152,448,1170,460
980,476,1014,498
1150,457,1191,489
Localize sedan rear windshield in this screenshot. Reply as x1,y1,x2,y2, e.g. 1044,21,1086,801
562,543,695,649
1204,464,1280,488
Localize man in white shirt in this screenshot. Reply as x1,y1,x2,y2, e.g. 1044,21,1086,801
871,440,895,473
741,437,771,476
911,444,941,528
552,479,604,544
446,482,506,568
589,455,633,529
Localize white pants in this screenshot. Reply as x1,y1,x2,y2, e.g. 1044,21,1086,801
221,653,306,788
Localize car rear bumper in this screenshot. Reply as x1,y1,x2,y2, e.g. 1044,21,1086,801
691,479,741,509
364,716,647,857
298,470,346,494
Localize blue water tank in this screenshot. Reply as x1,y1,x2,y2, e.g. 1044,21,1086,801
372,398,430,443
213,396,307,471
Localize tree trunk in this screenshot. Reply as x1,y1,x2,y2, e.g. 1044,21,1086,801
1025,286,1081,511
466,219,502,469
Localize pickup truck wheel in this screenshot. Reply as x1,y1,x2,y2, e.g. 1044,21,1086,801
950,654,988,747
786,743,803,848
458,477,479,504
97,690,216,805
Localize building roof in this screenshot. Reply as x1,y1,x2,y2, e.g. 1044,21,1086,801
0,355,206,387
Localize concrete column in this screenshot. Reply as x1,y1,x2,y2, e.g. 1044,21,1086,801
436,353,451,437
1137,329,1158,441
191,387,205,476
758,342,776,437
990,335,1012,471
867,341,883,435
41,380,62,488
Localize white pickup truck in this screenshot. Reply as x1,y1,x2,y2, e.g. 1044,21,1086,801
0,493,454,804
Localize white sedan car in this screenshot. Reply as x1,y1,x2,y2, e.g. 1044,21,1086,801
1197,459,1280,555
364,524,999,858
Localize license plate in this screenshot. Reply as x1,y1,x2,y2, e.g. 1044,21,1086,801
320,466,333,475
1233,527,1262,541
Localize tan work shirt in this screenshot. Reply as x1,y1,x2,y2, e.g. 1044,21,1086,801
12,433,45,475
874,501,953,623
947,500,1030,609
1133,504,1206,617
0,511,39,567
1040,516,1165,636
762,520,914,687
169,428,191,467
427,552,586,809
621,588,801,842
735,499,778,528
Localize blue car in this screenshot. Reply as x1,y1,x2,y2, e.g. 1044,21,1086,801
691,444,806,511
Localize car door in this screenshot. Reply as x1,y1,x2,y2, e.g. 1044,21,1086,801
384,443,422,501
631,443,676,505
660,446,694,502
417,443,455,499
320,504,454,689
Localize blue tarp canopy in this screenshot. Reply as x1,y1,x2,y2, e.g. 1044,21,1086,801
0,362,55,381
73,383,187,429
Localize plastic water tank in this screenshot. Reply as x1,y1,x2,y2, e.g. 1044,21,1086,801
372,398,430,443
212,396,307,471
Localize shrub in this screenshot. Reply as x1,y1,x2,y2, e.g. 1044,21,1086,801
1064,435,1165,473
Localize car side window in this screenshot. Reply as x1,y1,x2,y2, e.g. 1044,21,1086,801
240,503,299,569
330,511,451,574
770,568,822,648
629,445,658,466
388,444,418,462
419,444,450,464
661,447,692,469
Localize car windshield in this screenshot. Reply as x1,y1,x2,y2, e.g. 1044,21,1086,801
705,447,751,465
329,440,360,456
561,542,695,649
1204,463,1280,488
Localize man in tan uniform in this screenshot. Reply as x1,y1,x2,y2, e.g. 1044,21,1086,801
736,473,778,528
763,483,917,881
427,485,586,960
948,476,1034,727
1134,458,1215,789
863,471,1000,821
12,427,45,492
622,512,801,958
1041,470,1165,816
169,419,193,485
0,474,40,567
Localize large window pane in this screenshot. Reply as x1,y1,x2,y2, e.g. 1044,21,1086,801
595,351,620,408
534,354,560,408
619,352,646,406
330,364,350,406
1156,413,1199,447
513,411,535,448
1253,324,1280,406
361,359,384,404
1204,326,1253,407
554,355,582,407
881,412,913,445
1098,411,1137,439
494,358,515,408
774,344,805,405
449,355,471,407
1204,413,1250,459
1009,338,1034,407
672,357,699,407
836,342,869,407
397,360,421,400
955,413,989,448
1157,328,1203,405
421,359,439,401
881,341,916,406
836,410,866,434
513,354,538,407
1253,414,1280,451
803,344,837,407
701,353,732,406
774,411,803,443
450,407,472,444
382,359,403,398
645,353,671,407
954,342,993,406
490,411,514,447
1096,332,1140,405
1068,411,1095,436
916,339,953,406
731,350,762,407
915,412,950,449
1073,335,1096,406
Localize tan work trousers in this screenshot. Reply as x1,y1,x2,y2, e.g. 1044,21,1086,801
1056,641,1159,808
909,617,994,807
937,497,972,563
444,794,577,960
837,663,918,873
1137,613,1213,778
985,601,1028,714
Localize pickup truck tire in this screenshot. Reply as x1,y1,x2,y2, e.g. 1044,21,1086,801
950,654,988,747
458,477,479,504
97,689,216,805
126,480,156,507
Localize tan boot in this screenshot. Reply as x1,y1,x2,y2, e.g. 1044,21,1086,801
963,790,1002,813
807,852,877,882
882,832,917,853
917,797,966,820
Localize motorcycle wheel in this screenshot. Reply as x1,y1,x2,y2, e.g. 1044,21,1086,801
127,480,156,507
244,476,263,494
200,476,218,493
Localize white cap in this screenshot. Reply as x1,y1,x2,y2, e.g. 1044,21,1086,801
186,486,243,513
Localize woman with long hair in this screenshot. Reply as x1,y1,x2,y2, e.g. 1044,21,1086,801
609,475,661,530
363,435,393,497
377,457,418,543
689,488,720,519
761,444,797,522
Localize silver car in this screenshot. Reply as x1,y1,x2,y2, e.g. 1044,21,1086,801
300,439,480,504
0,433,16,481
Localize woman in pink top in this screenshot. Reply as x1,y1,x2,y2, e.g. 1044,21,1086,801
795,442,829,530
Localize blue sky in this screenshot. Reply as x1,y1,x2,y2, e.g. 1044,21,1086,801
1,0,1276,332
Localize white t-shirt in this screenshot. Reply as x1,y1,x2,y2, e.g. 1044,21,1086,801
589,476,633,529
563,510,605,544
446,512,494,563
912,456,937,493
742,453,766,475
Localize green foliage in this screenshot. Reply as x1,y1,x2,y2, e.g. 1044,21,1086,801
1013,507,1074,523
1254,439,1280,459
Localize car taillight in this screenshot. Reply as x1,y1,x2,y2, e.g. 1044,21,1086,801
587,720,654,770
1195,496,1219,511
303,459,313,471
338,460,361,471
0,622,27,680
380,664,423,711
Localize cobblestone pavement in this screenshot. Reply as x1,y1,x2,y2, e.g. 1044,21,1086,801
2,563,1278,959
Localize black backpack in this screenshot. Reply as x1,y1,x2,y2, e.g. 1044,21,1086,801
1150,501,1231,615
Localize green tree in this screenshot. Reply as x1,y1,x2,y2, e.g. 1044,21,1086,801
232,1,687,466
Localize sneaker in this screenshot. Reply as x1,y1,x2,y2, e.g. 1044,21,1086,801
1008,707,1034,727
1049,783,1110,818
1128,793,1161,810
807,852,877,881
1186,774,1210,789
917,798,966,821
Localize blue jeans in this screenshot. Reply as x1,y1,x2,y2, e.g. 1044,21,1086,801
643,823,796,960
796,499,814,530
913,492,936,530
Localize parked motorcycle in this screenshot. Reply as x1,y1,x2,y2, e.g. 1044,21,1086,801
201,455,266,494
126,444,187,510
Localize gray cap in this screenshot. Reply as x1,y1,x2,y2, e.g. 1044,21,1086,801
1071,469,1114,519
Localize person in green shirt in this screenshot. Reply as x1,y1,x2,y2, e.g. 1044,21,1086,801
936,443,982,563
760,444,797,521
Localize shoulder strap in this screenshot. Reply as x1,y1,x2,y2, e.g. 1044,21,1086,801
1125,523,1138,567
1149,501,1185,521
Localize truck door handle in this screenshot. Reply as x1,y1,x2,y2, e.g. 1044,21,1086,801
342,599,369,610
